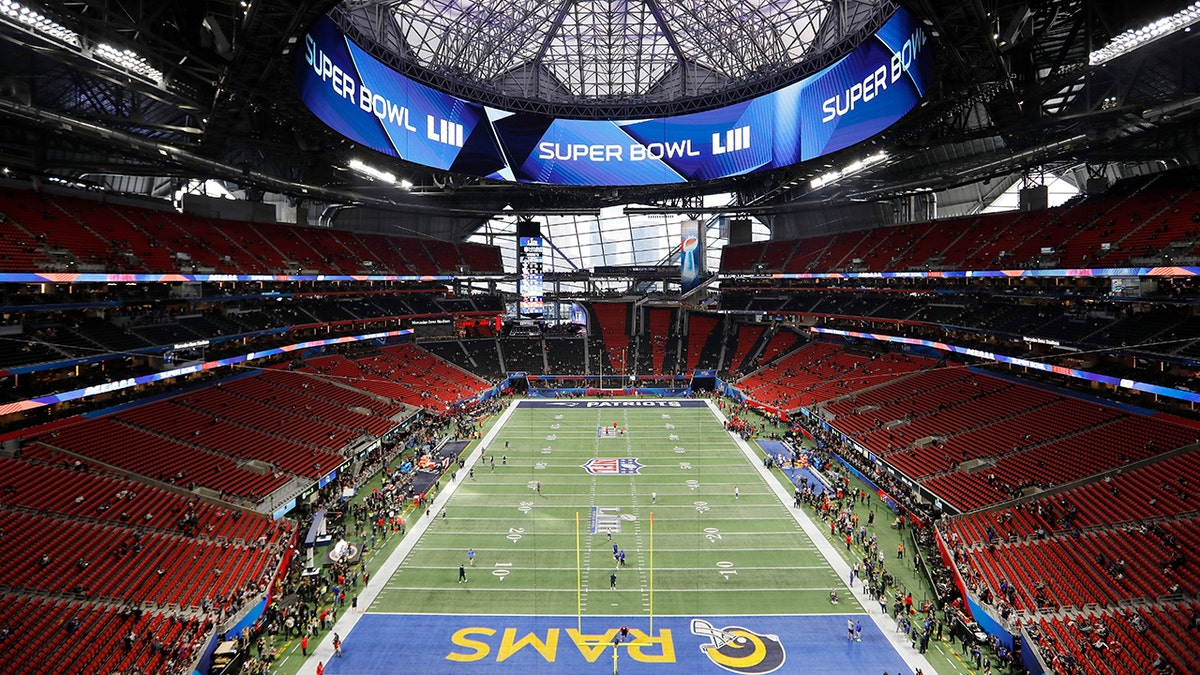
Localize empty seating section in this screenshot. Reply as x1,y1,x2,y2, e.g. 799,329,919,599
738,342,848,408
684,315,720,372
592,303,630,373
647,309,673,375
302,355,416,408
39,418,288,500
1040,451,1200,529
545,338,587,375
736,339,1199,514
421,240,459,273
67,197,182,272
986,413,1193,491
0,216,51,270
0,191,111,268
302,344,491,413
807,231,868,271
188,385,355,447
153,211,252,272
718,241,765,272
905,399,1192,512
357,232,418,273
228,371,396,436
725,325,764,376
114,399,339,480
719,182,1200,274
459,242,504,272
260,367,403,418
0,594,213,675
753,330,802,369
856,220,934,270
832,371,1009,450
459,339,505,379
251,221,332,273
948,454,1200,553
0,453,270,542
738,342,927,411
893,215,980,269
0,188,503,274
290,225,371,273
502,338,545,373
0,509,279,608
378,343,491,407
756,239,794,271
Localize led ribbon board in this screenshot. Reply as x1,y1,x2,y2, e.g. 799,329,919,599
0,329,412,416
810,327,1200,404
295,8,932,186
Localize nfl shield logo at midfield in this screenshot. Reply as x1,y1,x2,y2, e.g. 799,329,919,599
582,457,644,475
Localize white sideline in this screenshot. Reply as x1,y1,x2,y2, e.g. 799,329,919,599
295,398,521,674
704,398,938,675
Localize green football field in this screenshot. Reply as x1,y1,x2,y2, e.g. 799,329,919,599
309,399,937,675
371,400,860,617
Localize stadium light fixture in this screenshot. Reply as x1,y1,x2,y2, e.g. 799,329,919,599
1,2,165,85
349,159,397,184
810,151,888,190
0,0,80,47
95,43,165,84
1089,2,1200,65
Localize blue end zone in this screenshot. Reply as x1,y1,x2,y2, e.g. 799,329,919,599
324,613,917,675
518,400,708,409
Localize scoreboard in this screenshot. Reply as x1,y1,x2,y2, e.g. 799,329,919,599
517,220,544,318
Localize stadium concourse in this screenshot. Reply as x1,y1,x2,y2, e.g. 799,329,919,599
3,1,1200,675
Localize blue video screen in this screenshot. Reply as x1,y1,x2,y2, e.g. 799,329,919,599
295,8,932,186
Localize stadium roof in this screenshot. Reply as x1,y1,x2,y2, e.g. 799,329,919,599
0,0,1199,233
335,0,888,114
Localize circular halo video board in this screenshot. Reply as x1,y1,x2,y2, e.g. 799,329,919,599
295,8,932,186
